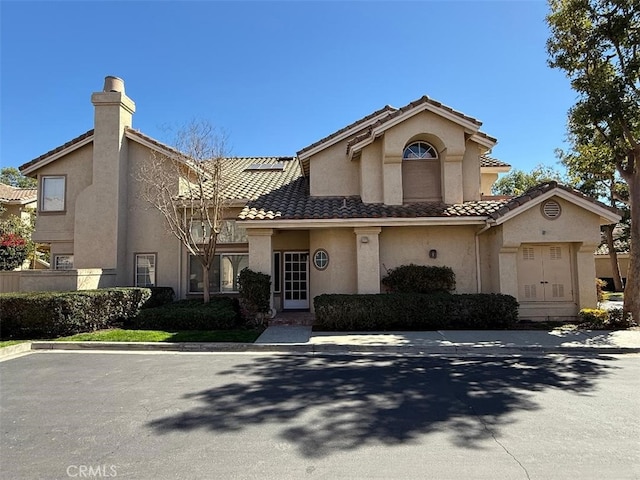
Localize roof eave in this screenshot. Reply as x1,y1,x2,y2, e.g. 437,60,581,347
20,135,94,176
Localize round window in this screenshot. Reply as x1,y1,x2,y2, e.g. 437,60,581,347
313,249,329,270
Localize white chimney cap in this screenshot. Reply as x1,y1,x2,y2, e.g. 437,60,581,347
103,76,125,94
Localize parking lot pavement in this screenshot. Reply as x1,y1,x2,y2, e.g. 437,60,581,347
1,351,639,479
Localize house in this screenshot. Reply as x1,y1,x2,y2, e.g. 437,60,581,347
15,76,620,320
0,183,37,223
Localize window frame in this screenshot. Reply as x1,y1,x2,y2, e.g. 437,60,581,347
40,175,67,213
402,142,438,160
312,249,329,270
273,251,282,293
134,253,157,288
54,254,74,271
188,253,249,294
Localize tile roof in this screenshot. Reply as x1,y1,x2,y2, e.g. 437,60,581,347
486,181,619,221
239,178,508,220
480,155,510,168
0,183,37,204
19,129,94,173
179,157,302,201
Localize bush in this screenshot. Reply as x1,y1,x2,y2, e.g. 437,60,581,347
595,278,607,303
141,287,175,309
128,297,241,331
0,233,27,271
238,268,271,322
382,264,456,293
579,307,634,329
0,288,151,340
314,293,519,331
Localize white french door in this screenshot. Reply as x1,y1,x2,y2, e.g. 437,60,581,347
283,251,309,309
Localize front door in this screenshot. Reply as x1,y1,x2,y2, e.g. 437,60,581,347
283,251,309,309
518,244,573,302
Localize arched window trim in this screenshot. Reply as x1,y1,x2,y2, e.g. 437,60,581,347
403,141,438,160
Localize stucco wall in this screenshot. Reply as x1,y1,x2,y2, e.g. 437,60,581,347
31,144,93,244
379,225,479,293
309,228,357,302
125,141,182,294
309,141,360,197
478,226,503,293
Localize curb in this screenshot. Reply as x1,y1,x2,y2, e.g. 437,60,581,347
28,341,640,356
0,342,33,360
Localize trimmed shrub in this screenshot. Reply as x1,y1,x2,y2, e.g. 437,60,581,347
0,288,151,340
0,233,27,271
141,287,175,309
128,297,241,331
595,278,607,303
238,268,271,323
579,307,635,329
314,293,518,331
382,264,456,294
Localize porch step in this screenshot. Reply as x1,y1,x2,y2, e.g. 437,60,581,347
269,311,316,326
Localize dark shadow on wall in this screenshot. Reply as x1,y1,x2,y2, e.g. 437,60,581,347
147,354,615,458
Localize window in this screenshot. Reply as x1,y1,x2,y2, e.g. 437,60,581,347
273,252,281,293
189,254,249,294
403,142,438,160
135,254,156,287
41,176,66,212
402,141,441,202
54,255,74,270
313,249,329,270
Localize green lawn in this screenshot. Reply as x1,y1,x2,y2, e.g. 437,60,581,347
0,340,28,348
56,329,263,343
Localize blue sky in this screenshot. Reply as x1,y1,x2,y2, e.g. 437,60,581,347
1,1,576,174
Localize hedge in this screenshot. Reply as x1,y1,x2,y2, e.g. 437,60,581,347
0,288,151,340
127,297,241,331
314,293,519,330
141,287,175,309
382,264,456,294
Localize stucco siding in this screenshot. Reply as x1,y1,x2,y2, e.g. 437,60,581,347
501,196,601,247
359,139,383,203
379,225,478,293
309,142,360,197
309,228,357,302
125,141,182,294
32,144,93,244
462,145,482,201
479,226,503,293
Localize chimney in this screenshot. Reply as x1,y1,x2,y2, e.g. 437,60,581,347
74,76,135,275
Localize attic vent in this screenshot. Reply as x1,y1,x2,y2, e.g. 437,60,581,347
245,163,285,171
542,200,561,219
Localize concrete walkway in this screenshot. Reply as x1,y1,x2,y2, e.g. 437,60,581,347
4,327,637,359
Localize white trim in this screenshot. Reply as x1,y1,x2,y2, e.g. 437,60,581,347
469,133,497,149
21,136,94,175
481,166,511,174
241,217,487,229
491,188,621,226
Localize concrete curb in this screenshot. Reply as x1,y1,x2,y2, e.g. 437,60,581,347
0,342,33,360
29,341,640,356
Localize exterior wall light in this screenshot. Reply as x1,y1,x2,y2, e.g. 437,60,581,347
429,249,437,259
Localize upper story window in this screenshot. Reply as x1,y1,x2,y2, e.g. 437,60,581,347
41,175,66,212
403,142,438,160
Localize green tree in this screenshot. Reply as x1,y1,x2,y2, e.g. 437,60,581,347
547,0,640,321
558,134,630,292
491,164,565,196
0,167,37,188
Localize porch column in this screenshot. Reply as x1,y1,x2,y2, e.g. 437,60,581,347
498,246,519,299
576,243,599,309
354,227,381,294
247,228,274,314
247,228,274,275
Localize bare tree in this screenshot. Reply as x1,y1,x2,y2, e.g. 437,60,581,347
135,120,228,303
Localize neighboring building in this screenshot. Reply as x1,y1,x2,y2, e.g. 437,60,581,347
0,183,37,223
15,76,620,320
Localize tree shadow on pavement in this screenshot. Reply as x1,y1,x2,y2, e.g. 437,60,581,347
147,354,615,458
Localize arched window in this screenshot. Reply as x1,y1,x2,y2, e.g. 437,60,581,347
403,142,438,160
402,141,441,202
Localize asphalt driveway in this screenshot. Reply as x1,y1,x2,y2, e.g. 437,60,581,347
1,351,639,479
